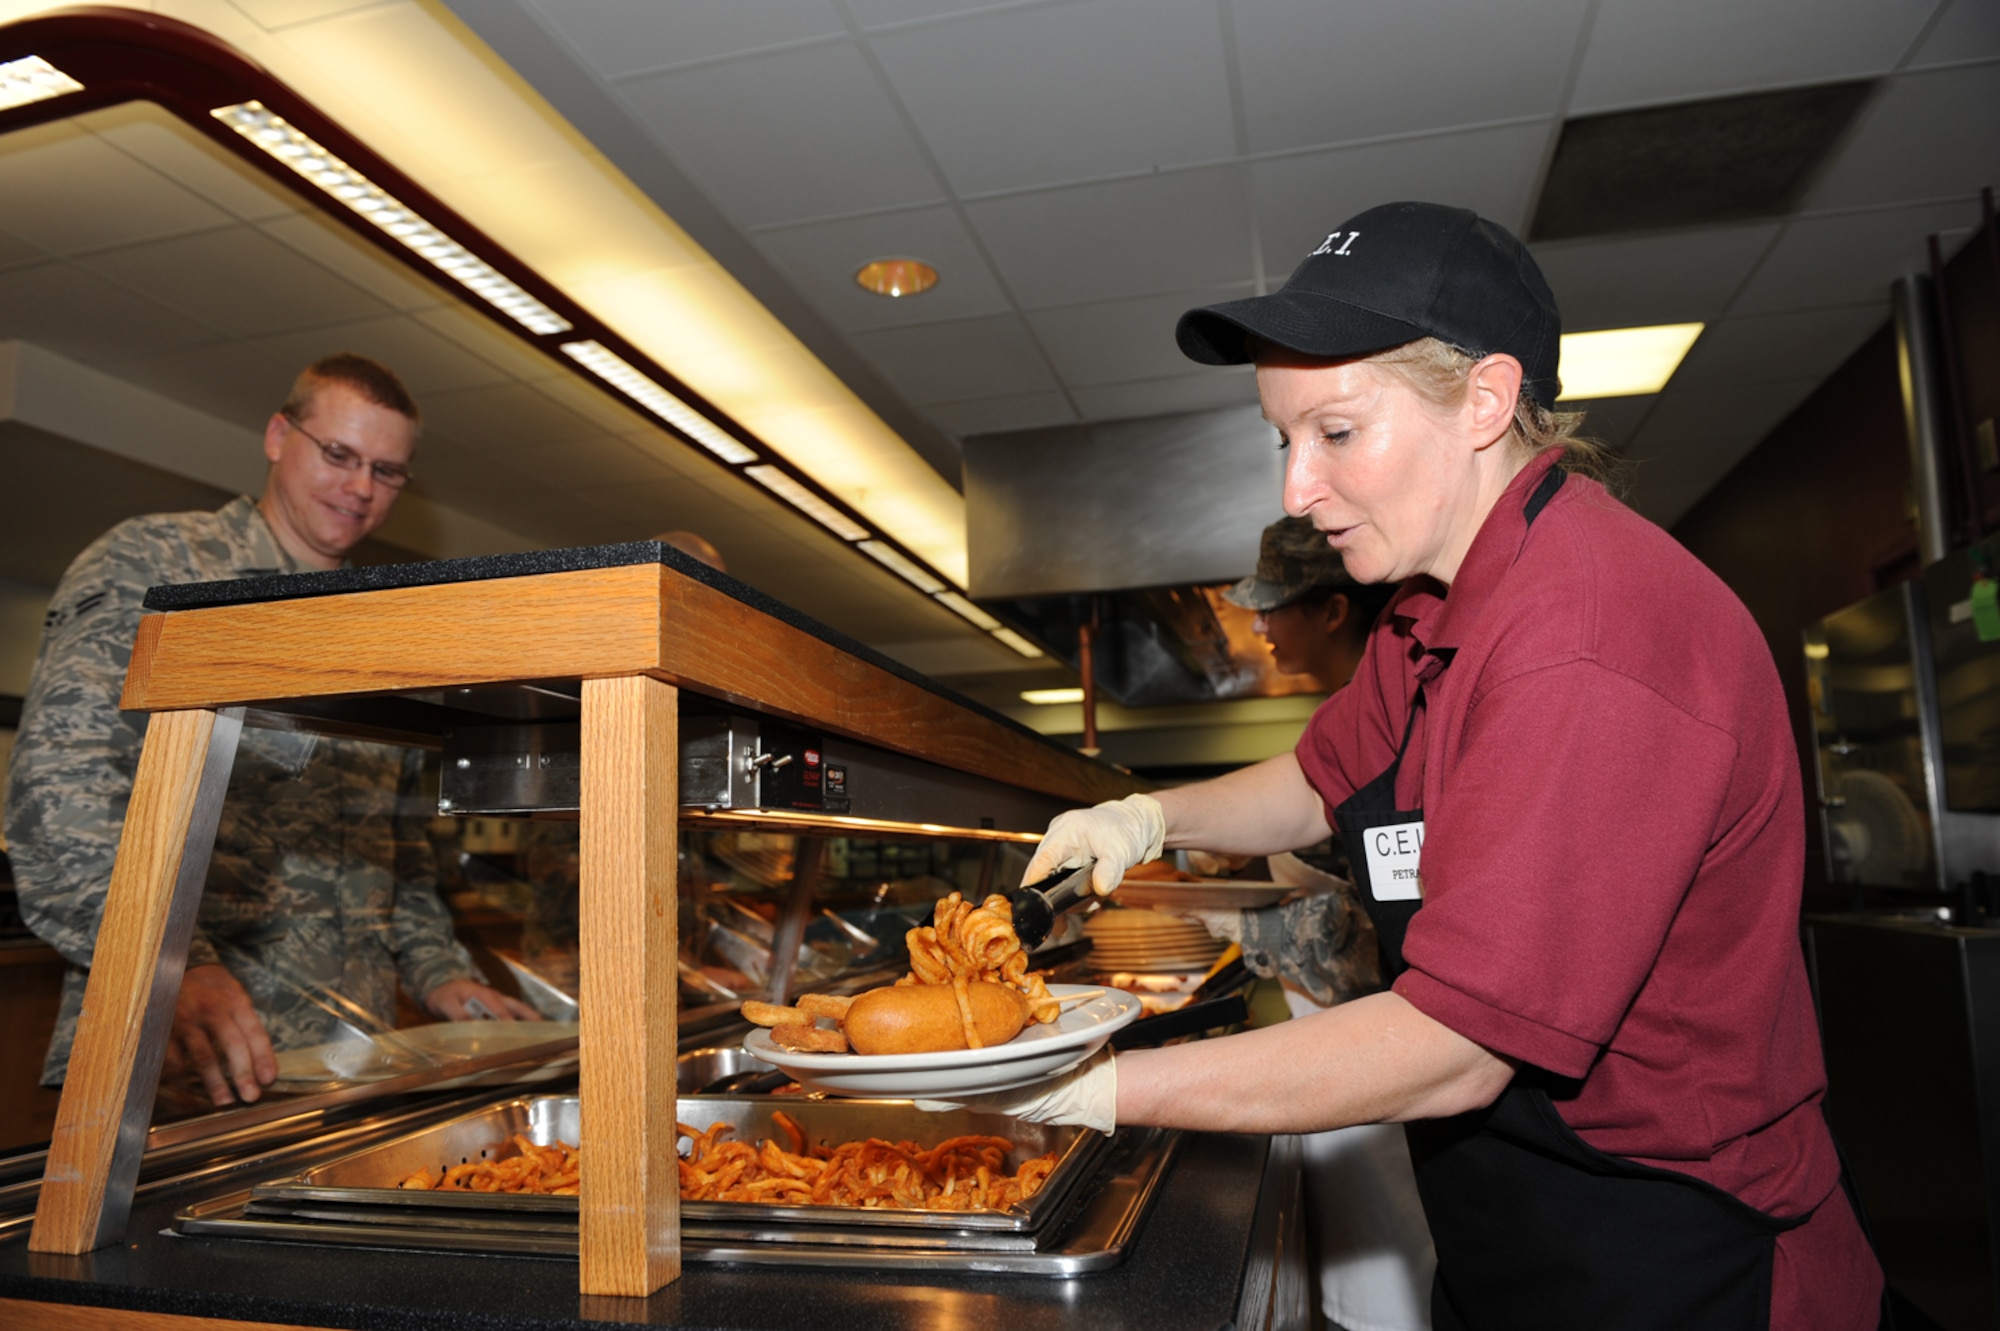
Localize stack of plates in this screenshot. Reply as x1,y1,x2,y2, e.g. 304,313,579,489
1083,908,1225,972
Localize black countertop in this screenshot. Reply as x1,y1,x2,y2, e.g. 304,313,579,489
0,1131,1269,1331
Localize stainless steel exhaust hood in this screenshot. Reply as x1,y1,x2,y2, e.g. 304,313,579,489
964,406,1309,706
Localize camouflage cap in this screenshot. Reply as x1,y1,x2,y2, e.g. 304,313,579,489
1223,516,1354,611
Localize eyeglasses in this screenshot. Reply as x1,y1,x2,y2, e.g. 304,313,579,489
283,414,413,489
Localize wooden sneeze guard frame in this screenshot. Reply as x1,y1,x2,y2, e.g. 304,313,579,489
30,560,1137,1298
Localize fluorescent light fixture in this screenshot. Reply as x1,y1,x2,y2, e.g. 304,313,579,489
1021,687,1084,705
934,591,999,631
991,628,1045,659
0,55,82,112
211,100,571,336
1556,323,1703,401
858,540,946,594
744,465,870,541
560,340,759,465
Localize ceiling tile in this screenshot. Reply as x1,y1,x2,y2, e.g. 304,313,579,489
966,165,1251,307
74,106,292,230
924,392,1079,439
752,205,1011,331
1907,0,2000,68
1624,376,1823,528
1642,375,1821,446
253,313,516,398
613,41,945,228
844,0,1027,25
99,340,304,431
420,381,603,453
1068,368,1260,423
1803,61,2000,211
0,263,220,365
76,227,391,338
1564,394,1657,453
226,0,392,24
0,122,232,255
258,213,446,312
529,371,657,437
501,432,672,491
1729,202,1978,315
1027,287,1249,388
0,227,43,271
1529,223,1782,331
850,314,1060,404
524,0,845,79
1233,0,1587,152
408,304,557,383
1569,0,1935,115
84,103,298,224
1670,303,1885,390
867,0,1236,196
1253,124,1553,277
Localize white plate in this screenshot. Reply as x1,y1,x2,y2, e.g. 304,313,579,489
1113,878,1293,910
273,1021,579,1091
744,984,1140,1099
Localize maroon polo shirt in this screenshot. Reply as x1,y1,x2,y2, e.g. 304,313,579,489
1297,449,1878,1325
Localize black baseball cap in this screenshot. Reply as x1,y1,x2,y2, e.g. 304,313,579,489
1176,202,1563,408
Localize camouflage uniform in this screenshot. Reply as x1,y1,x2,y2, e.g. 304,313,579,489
1235,886,1381,1008
7,496,480,1083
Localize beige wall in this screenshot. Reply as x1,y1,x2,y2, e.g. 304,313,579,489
0,576,49,700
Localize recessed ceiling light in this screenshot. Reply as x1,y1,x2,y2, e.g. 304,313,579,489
0,54,82,111
854,258,939,298
1020,688,1084,705
1556,323,1704,400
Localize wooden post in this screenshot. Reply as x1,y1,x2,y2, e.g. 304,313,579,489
577,675,680,1295
31,707,244,1253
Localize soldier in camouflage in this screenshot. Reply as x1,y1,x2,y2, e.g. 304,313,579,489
7,353,533,1110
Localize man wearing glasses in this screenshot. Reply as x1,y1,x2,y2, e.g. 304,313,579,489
8,353,532,1112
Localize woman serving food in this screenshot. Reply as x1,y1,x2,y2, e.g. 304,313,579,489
953,202,1883,1329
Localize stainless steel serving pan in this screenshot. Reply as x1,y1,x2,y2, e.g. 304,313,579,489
251,1095,1105,1234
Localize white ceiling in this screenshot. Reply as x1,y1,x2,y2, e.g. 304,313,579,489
0,101,996,660
451,0,2000,528
0,0,1996,741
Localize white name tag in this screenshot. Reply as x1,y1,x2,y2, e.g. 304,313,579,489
1364,820,1425,902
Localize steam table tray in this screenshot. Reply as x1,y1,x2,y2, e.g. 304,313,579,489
176,1094,1181,1275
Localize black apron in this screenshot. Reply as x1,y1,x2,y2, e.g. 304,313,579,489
1332,466,1807,1331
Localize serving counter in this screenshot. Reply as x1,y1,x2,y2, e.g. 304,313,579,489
0,543,1310,1328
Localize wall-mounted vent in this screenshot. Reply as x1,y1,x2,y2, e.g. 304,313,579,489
1530,81,1875,242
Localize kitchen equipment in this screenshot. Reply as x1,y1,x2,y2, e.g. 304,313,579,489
674,1046,783,1096
1803,579,2000,895
743,984,1140,1098
1006,861,1097,950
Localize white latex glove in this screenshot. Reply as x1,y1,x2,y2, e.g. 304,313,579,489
1023,794,1166,896
1185,909,1244,944
915,1048,1117,1135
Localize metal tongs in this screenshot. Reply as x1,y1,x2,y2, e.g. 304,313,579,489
1006,860,1097,951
